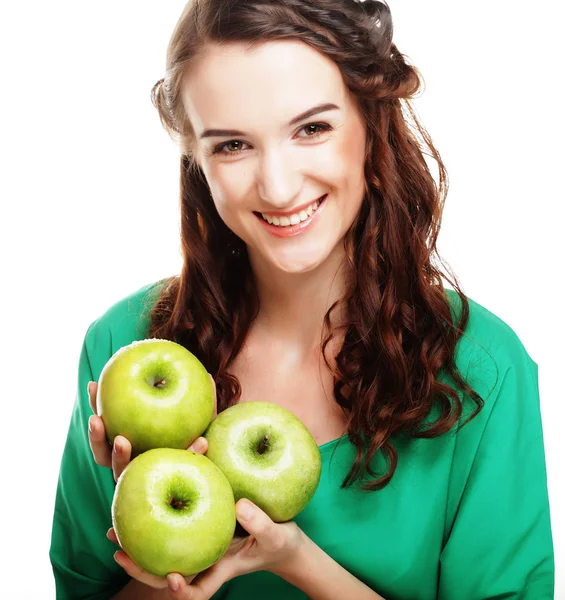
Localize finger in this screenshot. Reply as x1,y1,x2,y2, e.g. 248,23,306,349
88,381,98,415
167,573,196,598
106,528,119,545
236,499,275,541
209,373,217,418
233,522,249,538
113,550,168,589
188,437,208,455
168,562,227,600
112,435,132,481
88,414,112,468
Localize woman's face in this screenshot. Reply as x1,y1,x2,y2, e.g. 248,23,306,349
181,39,367,275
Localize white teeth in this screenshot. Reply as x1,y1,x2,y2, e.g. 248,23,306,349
260,197,324,227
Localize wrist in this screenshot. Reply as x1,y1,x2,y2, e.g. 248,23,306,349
268,527,310,579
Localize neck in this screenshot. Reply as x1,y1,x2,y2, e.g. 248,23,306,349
248,245,350,354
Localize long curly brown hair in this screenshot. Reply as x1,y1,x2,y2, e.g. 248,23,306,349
148,0,484,491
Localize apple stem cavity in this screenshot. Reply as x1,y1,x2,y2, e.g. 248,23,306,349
169,496,189,511
154,378,167,389
257,434,270,455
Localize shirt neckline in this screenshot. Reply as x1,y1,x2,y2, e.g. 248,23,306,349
318,433,350,456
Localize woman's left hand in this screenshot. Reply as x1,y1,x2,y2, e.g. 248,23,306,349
109,497,305,599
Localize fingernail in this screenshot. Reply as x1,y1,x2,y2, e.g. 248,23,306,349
113,551,122,565
168,574,180,591
237,501,254,521
88,416,94,434
87,382,93,395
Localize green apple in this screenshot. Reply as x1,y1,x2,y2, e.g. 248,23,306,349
96,338,214,456
112,448,236,577
204,401,322,522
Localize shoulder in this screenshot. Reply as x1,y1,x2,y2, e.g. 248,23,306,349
444,287,537,376
443,287,539,432
83,278,168,379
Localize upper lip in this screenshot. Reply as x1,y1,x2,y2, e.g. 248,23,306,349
256,194,327,217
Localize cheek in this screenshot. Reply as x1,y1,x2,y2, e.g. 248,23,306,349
342,123,366,182
329,132,367,214
213,196,241,230
204,167,249,226
320,122,366,179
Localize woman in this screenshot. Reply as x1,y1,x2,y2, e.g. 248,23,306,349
49,0,554,598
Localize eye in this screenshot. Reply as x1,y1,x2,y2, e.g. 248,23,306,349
297,123,333,139
211,122,333,157
213,139,249,157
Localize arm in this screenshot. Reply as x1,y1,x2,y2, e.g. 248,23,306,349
438,342,554,598
147,500,384,600
50,322,129,599
273,532,386,600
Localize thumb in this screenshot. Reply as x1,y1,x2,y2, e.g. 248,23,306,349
236,499,273,538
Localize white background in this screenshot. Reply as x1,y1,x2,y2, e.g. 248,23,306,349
1,1,563,598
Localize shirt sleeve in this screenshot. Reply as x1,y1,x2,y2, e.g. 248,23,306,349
438,343,554,598
50,321,130,599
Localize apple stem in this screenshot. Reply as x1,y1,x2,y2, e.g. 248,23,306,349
257,434,270,455
169,497,188,510
154,379,166,388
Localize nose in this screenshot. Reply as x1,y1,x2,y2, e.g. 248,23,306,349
256,148,302,210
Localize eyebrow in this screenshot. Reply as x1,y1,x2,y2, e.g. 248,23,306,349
199,102,340,139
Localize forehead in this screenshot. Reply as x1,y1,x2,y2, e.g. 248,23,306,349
181,40,348,134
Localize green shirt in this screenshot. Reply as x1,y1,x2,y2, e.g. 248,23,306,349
50,281,554,599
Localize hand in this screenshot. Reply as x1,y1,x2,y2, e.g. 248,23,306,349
87,373,217,481
107,436,211,591
108,498,305,599
87,381,132,482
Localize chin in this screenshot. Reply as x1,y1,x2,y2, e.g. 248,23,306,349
248,226,345,275
274,260,321,274
268,247,335,274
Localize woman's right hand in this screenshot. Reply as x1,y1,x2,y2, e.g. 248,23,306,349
87,381,133,482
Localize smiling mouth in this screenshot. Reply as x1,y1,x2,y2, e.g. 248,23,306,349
253,194,327,227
